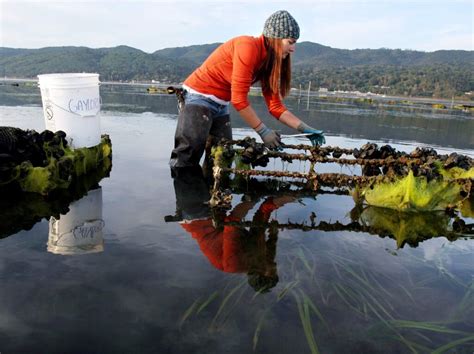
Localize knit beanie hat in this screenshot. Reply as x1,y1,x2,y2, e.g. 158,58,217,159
263,10,300,40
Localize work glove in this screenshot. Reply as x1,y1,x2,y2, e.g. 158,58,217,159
255,123,282,149
297,122,326,146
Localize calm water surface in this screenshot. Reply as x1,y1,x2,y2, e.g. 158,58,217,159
0,84,473,353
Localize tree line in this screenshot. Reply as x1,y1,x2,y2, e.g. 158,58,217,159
1,44,472,99
292,64,473,98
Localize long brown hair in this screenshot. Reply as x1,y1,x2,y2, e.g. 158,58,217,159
255,37,292,98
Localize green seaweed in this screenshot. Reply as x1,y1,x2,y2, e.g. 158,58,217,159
359,207,452,248
432,334,474,354
293,290,320,354
196,291,219,315
4,134,112,195
253,308,271,351
179,298,201,327
358,170,472,211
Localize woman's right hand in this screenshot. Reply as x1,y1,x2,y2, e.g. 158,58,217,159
256,124,282,149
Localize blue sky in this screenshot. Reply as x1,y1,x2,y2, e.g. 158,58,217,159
1,0,472,52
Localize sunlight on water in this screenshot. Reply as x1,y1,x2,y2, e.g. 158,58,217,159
0,87,473,353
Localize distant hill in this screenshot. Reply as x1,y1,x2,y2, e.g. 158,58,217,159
0,45,193,83
152,41,473,68
153,43,221,65
292,42,472,67
1,42,473,98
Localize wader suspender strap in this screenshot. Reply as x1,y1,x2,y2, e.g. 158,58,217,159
167,87,186,113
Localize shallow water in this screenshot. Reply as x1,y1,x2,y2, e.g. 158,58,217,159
0,84,473,353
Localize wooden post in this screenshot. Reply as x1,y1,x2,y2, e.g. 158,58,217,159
306,81,311,110
298,83,302,105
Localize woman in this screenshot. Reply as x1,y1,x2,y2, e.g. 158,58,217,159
170,10,325,169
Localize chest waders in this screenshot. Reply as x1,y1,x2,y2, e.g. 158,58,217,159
169,93,232,170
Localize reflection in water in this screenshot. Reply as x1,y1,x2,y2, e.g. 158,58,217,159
355,206,472,248
169,168,473,300
180,199,281,293
2,85,474,353
1,83,473,149
0,160,110,240
100,85,474,149
173,174,474,352
216,202,473,249
171,173,474,352
48,187,104,255
169,167,299,292
220,174,473,248
257,95,474,150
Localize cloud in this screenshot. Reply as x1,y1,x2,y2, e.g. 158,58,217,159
309,16,405,49
1,0,472,51
421,33,474,52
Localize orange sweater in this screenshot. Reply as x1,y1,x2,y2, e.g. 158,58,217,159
184,35,288,119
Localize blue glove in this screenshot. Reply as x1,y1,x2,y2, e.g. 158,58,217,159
297,122,326,146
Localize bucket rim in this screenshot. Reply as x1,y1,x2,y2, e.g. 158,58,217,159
38,73,100,88
38,73,100,80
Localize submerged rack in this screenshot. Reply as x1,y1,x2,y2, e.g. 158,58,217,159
217,210,474,249
209,138,474,214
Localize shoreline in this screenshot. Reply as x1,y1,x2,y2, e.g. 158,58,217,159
1,77,473,107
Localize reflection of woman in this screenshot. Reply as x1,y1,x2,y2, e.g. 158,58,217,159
170,10,325,169
180,196,295,292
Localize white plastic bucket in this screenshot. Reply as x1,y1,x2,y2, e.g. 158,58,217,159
47,188,104,255
38,73,101,148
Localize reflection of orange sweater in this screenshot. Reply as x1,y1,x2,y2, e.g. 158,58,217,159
180,199,278,273
184,35,287,118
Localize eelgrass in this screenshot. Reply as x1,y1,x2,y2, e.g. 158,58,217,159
432,334,474,354
197,291,219,315
297,247,315,275
277,280,299,301
209,278,247,331
298,289,329,331
388,320,469,335
455,280,474,319
293,290,320,354
178,204,473,353
179,297,201,327
253,308,271,351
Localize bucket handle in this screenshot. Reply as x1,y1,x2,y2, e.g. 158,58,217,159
46,97,102,118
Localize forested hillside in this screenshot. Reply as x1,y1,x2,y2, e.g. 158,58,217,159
1,42,472,99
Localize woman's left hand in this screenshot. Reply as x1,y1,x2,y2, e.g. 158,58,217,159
305,129,326,146
297,122,326,146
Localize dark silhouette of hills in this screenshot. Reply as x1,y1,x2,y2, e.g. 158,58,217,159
1,42,472,98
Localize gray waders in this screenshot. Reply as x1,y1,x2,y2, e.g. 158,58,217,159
169,103,232,169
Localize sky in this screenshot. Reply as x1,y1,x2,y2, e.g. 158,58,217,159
0,0,472,53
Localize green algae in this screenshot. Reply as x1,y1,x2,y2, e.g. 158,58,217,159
355,168,473,211
2,134,112,195
359,207,451,248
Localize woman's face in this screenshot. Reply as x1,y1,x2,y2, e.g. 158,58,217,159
282,38,297,58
